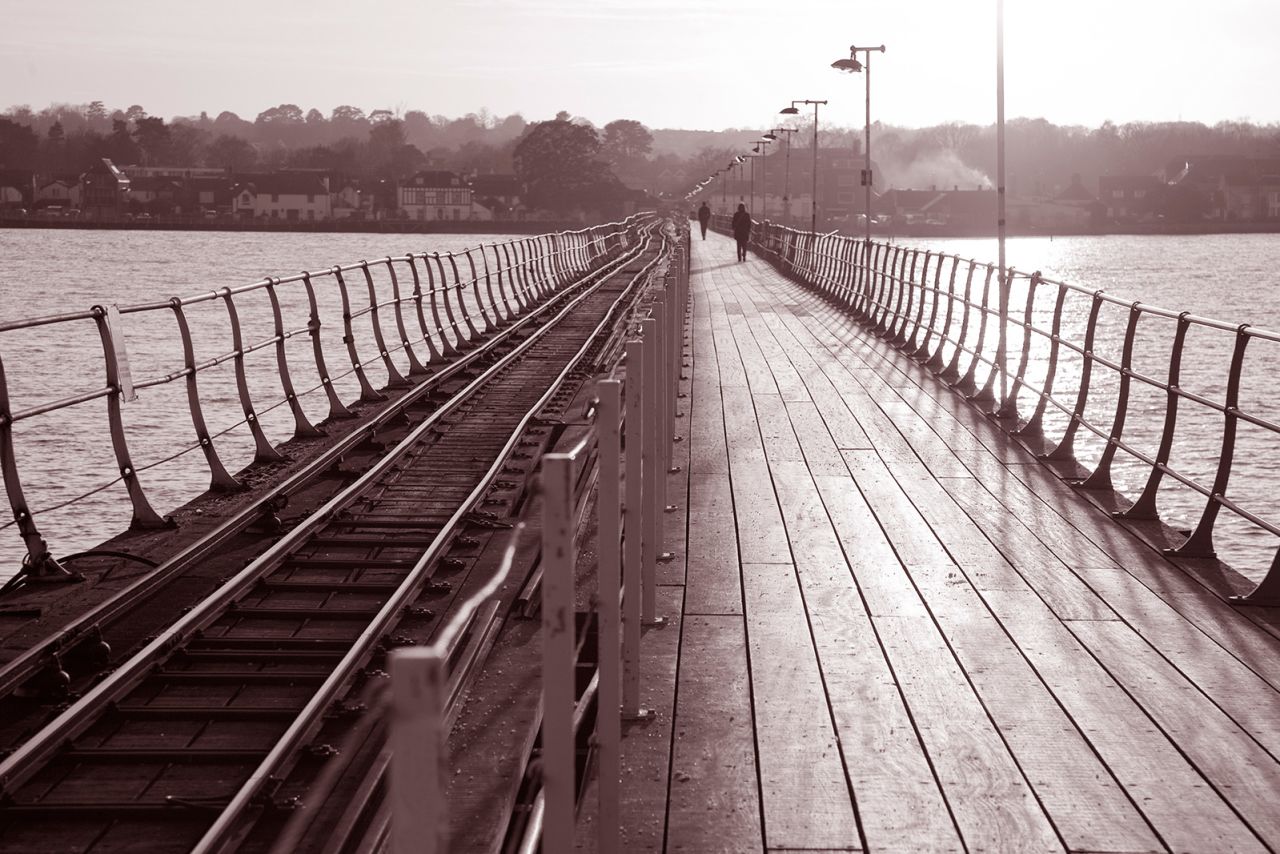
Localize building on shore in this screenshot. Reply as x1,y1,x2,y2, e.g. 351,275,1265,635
80,159,130,217
397,170,494,221
231,173,332,221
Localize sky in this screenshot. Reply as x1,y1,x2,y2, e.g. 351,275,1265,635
2,0,1277,132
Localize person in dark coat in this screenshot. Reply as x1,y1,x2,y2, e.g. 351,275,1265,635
697,201,711,240
731,203,752,261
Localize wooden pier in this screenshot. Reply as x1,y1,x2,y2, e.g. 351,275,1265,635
604,230,1280,853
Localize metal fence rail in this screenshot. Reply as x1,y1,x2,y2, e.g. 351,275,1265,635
387,221,690,851
714,214,1280,605
0,218,646,588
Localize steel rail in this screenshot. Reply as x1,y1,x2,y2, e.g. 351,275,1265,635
193,222,662,853
0,218,652,702
0,222,660,844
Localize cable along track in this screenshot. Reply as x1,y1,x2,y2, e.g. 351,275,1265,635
0,222,665,854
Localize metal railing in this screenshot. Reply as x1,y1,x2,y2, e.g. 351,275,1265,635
720,215,1280,606
0,218,648,587
387,221,690,852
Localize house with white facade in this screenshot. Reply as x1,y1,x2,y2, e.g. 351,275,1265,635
231,173,332,221
397,170,492,221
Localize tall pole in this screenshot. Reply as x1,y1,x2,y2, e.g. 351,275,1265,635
761,146,767,220
721,169,727,210
864,51,873,249
811,102,820,234
749,155,755,218
996,0,1008,404
783,131,792,224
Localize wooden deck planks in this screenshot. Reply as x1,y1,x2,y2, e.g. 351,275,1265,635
618,230,1280,854
742,563,861,851
665,615,763,853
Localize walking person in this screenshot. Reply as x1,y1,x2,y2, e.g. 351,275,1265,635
731,203,752,262
697,201,711,240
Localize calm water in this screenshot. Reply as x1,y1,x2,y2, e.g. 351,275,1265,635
2,230,1279,584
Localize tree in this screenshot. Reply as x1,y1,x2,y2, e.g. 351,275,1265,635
368,108,395,125
305,108,325,124
133,116,171,164
107,119,139,164
205,134,257,171
123,104,147,123
602,119,653,164
255,103,304,125
331,105,367,124
513,119,623,214
0,117,39,168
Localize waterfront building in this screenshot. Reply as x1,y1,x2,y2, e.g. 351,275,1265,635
79,159,130,217
1098,174,1164,221
398,170,494,221
231,173,333,221
34,177,80,210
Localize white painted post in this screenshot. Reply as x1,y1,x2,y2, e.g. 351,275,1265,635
622,341,645,717
596,379,622,851
640,315,663,625
389,648,448,854
541,453,576,853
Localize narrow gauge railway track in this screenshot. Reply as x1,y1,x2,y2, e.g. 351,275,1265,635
0,217,650,727
0,222,667,854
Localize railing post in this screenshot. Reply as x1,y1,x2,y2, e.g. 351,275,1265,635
1118,312,1191,520
169,299,241,491
1013,281,1069,440
359,261,410,388
94,305,166,528
541,452,577,854
300,272,355,420
1044,291,1105,463
463,250,496,334
446,253,482,344
1172,324,1251,559
333,267,385,402
264,279,323,437
0,354,74,585
596,379,622,851
384,258,429,377
388,648,447,854
1079,301,1142,490
622,340,647,717
641,315,663,625
220,289,286,463
430,254,464,355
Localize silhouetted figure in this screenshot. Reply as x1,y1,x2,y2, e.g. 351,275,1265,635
697,202,711,240
731,203,752,261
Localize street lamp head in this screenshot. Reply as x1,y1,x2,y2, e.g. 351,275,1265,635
831,57,863,73
762,132,776,140
779,106,800,115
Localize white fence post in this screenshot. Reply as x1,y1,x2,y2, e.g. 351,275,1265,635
541,453,576,853
596,379,622,851
640,315,664,625
622,340,646,717
389,648,448,854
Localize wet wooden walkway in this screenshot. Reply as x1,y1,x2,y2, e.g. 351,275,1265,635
604,230,1280,853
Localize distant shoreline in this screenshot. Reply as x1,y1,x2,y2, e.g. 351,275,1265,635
840,222,1280,239
0,219,591,235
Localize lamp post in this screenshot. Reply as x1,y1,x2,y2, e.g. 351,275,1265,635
755,138,773,219
764,127,798,224
779,99,827,233
832,42,885,250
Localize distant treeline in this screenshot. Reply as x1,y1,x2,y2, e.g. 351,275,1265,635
2,100,1279,198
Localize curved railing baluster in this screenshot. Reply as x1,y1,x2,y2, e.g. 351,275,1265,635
333,267,384,402
93,306,167,528
170,298,241,491
1119,312,1191,519
263,277,321,438
384,258,428,377
425,253,459,358
464,250,495,334
446,252,481,344
301,272,354,420
358,261,409,389
1080,301,1142,489
406,255,443,365
1173,324,1251,559
0,354,73,583
220,289,285,463
1044,291,1105,463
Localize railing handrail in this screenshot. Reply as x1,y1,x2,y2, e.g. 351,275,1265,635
0,213,653,584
